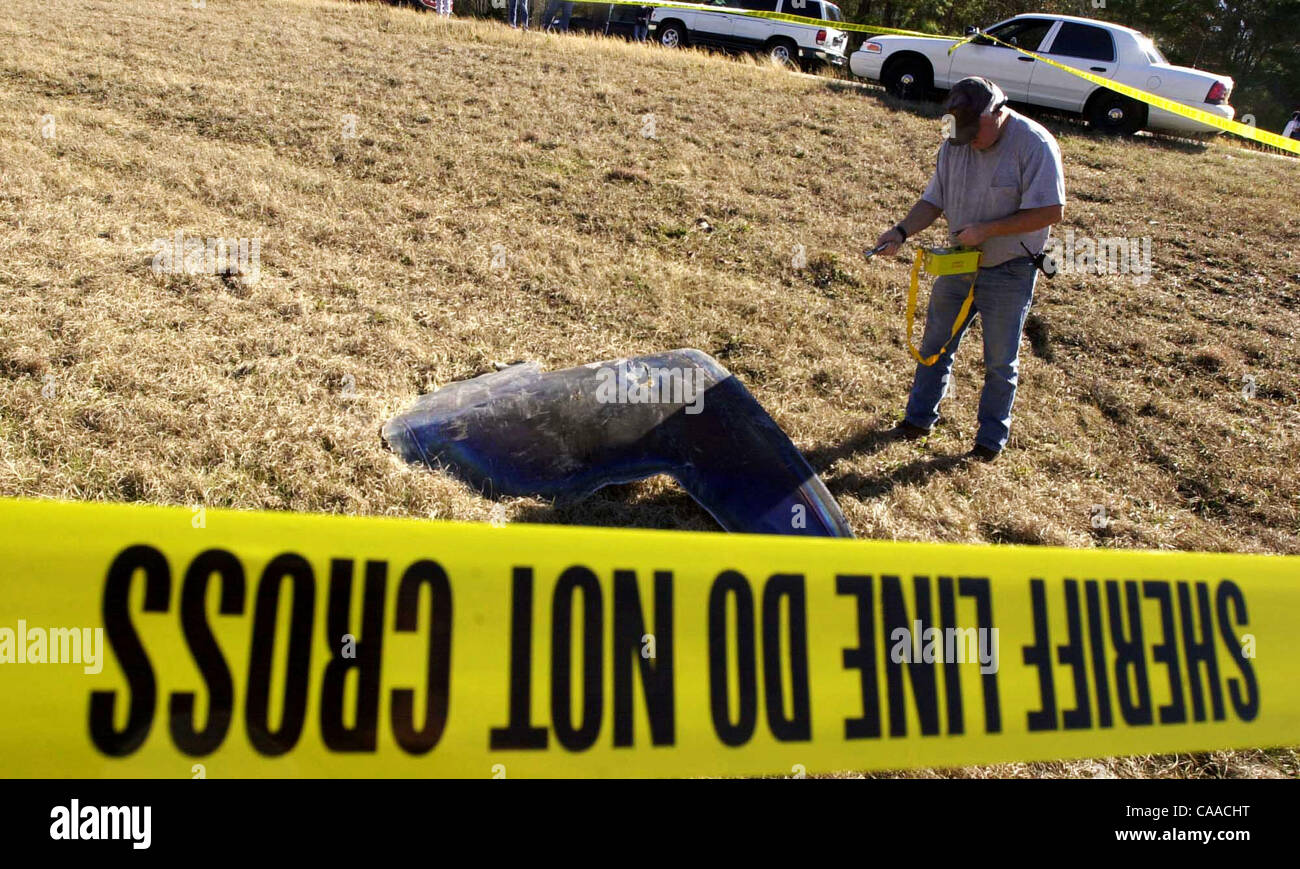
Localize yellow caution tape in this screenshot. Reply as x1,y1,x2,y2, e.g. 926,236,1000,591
906,247,978,367
1,498,1296,778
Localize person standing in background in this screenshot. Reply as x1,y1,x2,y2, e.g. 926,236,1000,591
634,5,651,41
1284,110,1300,140
509,0,529,29
544,0,575,31
541,0,560,30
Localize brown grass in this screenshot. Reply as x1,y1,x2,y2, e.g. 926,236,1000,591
0,0,1297,777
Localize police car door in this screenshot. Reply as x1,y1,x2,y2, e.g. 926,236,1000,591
948,17,1057,103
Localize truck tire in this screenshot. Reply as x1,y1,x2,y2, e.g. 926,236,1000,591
658,21,687,49
765,38,798,68
1086,90,1146,135
882,55,932,100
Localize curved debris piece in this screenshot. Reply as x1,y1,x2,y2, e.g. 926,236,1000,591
382,348,853,538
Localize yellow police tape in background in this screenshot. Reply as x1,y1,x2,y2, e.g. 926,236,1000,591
596,0,1300,156
0,498,1295,777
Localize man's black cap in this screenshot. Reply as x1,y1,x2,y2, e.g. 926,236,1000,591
944,77,1008,145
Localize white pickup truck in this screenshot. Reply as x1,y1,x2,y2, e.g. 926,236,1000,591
650,0,849,71
848,13,1235,136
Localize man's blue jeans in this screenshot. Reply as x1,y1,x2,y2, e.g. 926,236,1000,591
509,0,529,28
903,257,1038,452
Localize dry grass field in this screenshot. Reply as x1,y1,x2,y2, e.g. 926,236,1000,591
0,0,1297,777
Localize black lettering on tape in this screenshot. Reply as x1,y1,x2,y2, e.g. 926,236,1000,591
959,577,1001,734
1143,581,1186,725
391,560,453,754
837,574,880,740
1177,581,1224,723
1216,580,1258,721
937,577,963,735
171,549,245,756
91,545,171,757
762,574,811,742
320,559,388,751
245,553,315,756
1084,580,1114,728
489,567,548,750
1023,579,1057,732
708,570,757,747
612,570,674,747
550,566,603,751
1106,580,1153,727
880,575,940,737
1058,580,1091,731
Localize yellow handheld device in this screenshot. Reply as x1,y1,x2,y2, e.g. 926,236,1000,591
907,246,982,366
922,246,982,276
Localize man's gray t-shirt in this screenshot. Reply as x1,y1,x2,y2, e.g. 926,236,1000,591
921,109,1065,267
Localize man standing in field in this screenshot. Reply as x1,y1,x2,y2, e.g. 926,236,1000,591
874,77,1065,462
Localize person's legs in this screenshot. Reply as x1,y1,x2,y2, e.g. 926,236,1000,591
972,259,1037,452
540,0,558,30
903,272,979,432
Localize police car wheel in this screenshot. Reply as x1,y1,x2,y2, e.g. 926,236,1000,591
1087,91,1145,136
883,57,932,101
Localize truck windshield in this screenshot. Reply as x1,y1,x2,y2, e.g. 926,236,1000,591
822,2,843,21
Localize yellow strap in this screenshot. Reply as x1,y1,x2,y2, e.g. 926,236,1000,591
906,248,977,366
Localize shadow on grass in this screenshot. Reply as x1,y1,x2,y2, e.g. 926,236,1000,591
511,481,719,532
804,424,902,471
827,452,970,502
511,424,971,532
805,423,973,502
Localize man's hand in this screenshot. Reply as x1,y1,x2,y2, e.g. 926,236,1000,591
954,223,990,247
872,227,905,258
956,206,1063,248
